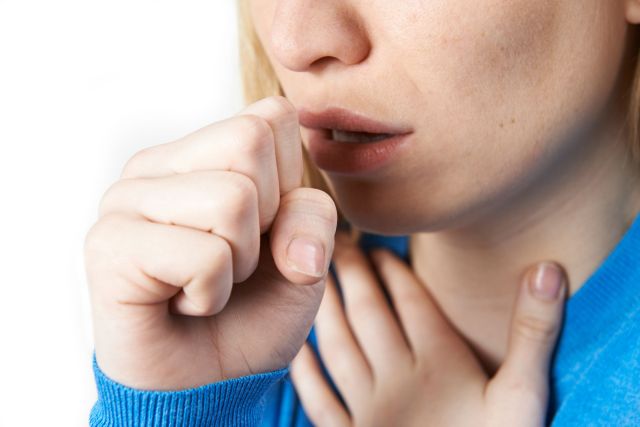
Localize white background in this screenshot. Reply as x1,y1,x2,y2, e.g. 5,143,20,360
0,1,243,425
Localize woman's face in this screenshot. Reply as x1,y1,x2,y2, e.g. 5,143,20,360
249,0,634,234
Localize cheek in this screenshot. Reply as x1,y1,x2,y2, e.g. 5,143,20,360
454,1,561,95
380,2,562,199
406,2,623,170
363,0,628,229
398,0,563,122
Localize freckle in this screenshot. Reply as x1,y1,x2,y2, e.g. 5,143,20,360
511,118,516,124
499,122,504,128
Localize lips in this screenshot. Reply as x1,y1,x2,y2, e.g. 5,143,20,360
297,107,413,174
298,107,412,136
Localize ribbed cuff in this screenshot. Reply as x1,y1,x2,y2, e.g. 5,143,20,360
90,354,289,427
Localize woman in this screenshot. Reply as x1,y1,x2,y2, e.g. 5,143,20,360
86,1,640,425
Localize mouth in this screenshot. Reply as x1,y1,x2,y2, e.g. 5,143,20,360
297,107,412,142
297,107,413,174
329,129,395,143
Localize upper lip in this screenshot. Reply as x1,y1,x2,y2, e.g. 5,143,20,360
297,107,413,135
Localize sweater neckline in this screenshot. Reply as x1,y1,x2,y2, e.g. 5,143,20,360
552,211,640,368
563,211,640,320
360,211,640,358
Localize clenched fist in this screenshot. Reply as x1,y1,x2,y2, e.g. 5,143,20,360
84,96,338,390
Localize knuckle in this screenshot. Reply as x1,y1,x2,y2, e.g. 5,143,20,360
234,114,274,153
197,238,233,311
83,224,103,261
177,284,213,316
514,314,557,342
186,283,222,317
187,298,216,317
308,188,338,215
224,172,258,217
494,376,545,406
208,290,230,315
84,214,114,253
264,95,297,117
83,213,131,264
121,146,152,179
97,179,128,218
282,188,338,223
200,234,232,271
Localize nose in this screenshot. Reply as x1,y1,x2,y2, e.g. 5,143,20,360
269,0,371,72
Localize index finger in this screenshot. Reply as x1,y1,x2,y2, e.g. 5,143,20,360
240,96,304,194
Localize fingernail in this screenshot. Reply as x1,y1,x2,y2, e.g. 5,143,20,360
529,262,563,301
287,236,325,277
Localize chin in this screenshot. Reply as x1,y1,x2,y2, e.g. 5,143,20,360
327,171,510,235
332,190,460,236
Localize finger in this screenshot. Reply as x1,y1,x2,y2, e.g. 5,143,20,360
120,112,279,233
332,232,412,373
269,187,338,285
85,212,233,317
368,248,454,353
315,273,373,412
240,96,304,195
488,262,567,425
290,343,351,427
368,248,484,379
98,170,260,283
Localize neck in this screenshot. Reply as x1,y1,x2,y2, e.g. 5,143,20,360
409,120,640,374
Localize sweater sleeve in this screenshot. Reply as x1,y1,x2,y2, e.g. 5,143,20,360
89,354,289,427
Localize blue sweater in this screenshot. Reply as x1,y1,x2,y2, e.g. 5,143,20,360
90,213,640,426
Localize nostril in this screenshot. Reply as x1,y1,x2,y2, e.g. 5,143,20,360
268,3,371,72
309,56,341,70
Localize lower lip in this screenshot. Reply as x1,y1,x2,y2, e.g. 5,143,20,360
306,130,412,174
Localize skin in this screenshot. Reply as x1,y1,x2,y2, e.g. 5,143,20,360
249,0,640,372
291,233,566,427
84,0,640,425
86,95,566,427
87,98,340,389
86,96,566,426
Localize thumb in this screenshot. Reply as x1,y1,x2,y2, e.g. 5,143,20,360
489,262,567,424
270,187,338,285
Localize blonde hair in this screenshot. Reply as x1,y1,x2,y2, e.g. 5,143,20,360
237,1,640,228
